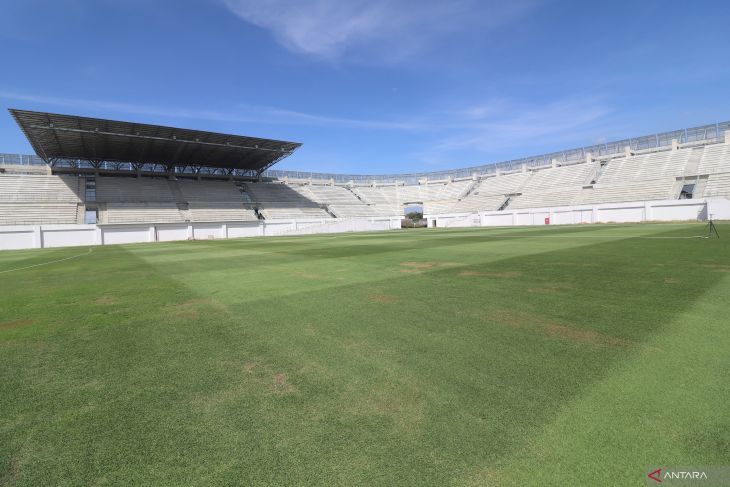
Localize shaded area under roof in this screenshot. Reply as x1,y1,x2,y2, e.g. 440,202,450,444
9,109,301,173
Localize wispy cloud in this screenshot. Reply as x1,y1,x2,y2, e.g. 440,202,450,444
0,90,418,131
435,97,611,152
218,0,537,61
1,90,614,167
412,97,613,166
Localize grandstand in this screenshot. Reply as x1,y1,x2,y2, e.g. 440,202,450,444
1,109,730,249
0,174,82,225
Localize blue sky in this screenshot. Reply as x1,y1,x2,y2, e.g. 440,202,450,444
1,0,729,174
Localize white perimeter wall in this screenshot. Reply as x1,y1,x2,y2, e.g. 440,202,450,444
426,197,729,228
3,198,726,251
0,218,401,251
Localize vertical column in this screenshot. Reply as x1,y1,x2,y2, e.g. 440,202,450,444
33,225,43,249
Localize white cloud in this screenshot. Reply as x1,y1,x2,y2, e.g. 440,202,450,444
1,90,614,166
219,0,536,60
436,98,611,151
0,90,421,131
412,96,613,166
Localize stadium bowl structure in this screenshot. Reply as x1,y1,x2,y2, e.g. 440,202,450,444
1,112,730,485
1,112,730,250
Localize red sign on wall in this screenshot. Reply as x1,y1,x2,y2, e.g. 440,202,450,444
544,217,550,225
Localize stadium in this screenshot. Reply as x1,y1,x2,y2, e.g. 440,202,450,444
2,108,729,485
2,2,730,486
2,109,729,248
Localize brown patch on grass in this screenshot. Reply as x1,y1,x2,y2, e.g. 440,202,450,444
458,270,521,278
0,451,21,486
400,261,463,271
547,261,598,268
490,309,538,329
527,283,571,295
702,264,730,273
168,298,228,319
401,261,437,269
489,271,521,278
292,270,323,279
272,373,297,394
465,466,502,487
93,295,120,305
398,261,463,275
243,362,256,373
372,396,406,414
349,386,426,434
170,301,201,319
489,309,630,348
664,277,681,284
545,324,631,348
368,294,399,303
0,319,34,330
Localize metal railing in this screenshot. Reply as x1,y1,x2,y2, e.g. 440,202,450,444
2,120,728,185
263,121,729,184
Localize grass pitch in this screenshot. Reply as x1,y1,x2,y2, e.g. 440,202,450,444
1,223,729,486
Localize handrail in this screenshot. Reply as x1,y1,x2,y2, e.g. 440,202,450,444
2,120,728,184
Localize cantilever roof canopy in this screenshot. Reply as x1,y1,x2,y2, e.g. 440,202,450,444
10,109,301,173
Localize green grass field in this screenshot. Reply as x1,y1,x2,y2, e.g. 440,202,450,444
1,223,729,486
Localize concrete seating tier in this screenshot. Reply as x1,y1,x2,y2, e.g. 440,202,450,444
473,172,531,196
96,177,174,202
245,183,319,206
177,180,243,202
0,203,78,225
351,181,472,206
442,195,508,213
188,203,259,222
704,172,730,198
521,164,594,192
576,179,676,205
0,174,80,224
291,185,363,205
0,174,80,202
599,150,689,183
260,207,332,220
697,144,730,175
106,203,184,224
329,205,402,218
508,187,584,209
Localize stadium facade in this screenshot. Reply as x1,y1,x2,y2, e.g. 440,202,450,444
1,109,730,250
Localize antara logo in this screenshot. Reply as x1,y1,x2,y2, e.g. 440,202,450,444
647,467,709,483
648,469,663,483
